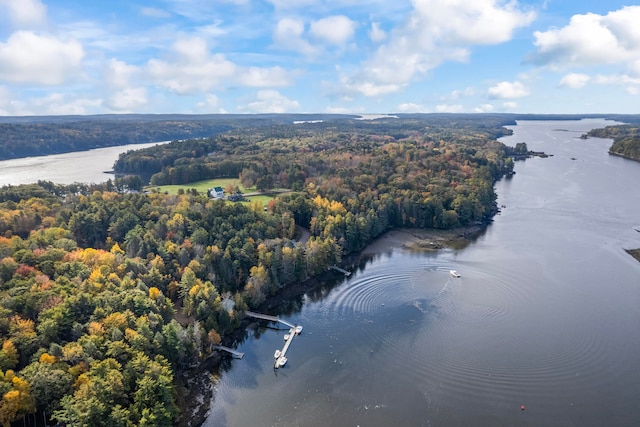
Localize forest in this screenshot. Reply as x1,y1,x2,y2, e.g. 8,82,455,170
0,114,350,161
587,124,640,162
0,114,545,426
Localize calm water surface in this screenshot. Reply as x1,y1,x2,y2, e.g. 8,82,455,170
204,119,640,427
0,142,167,186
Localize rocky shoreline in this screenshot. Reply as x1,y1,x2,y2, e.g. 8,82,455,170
174,223,488,426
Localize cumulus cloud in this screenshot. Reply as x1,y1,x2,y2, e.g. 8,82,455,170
0,31,84,85
488,81,529,99
0,0,47,28
397,102,427,112
105,59,139,88
559,73,590,89
11,93,102,115
309,15,357,46
238,90,300,113
474,103,494,112
345,0,535,96
196,94,226,113
105,87,148,111
369,22,386,43
237,66,293,87
531,6,640,68
272,18,318,56
147,36,236,94
436,104,464,113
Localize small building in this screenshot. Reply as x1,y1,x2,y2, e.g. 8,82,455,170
209,186,225,199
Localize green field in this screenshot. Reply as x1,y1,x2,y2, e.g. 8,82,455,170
145,178,292,205
145,178,250,196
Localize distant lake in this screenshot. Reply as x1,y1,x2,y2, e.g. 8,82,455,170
0,142,168,186
203,119,640,427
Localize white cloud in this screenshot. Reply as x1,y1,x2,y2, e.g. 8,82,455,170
147,36,236,94
0,31,84,85
309,15,357,46
140,7,172,19
531,6,640,68
272,18,318,56
559,73,590,89
474,103,494,112
592,74,640,94
105,59,139,88
0,0,47,28
238,90,300,113
397,102,427,112
442,87,475,101
0,86,13,115
345,0,535,96
436,104,463,113
369,22,386,43
488,81,529,99
237,66,293,87
105,87,148,111
11,93,102,115
195,94,226,113
503,101,518,110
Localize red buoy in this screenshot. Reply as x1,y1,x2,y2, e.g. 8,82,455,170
521,405,526,411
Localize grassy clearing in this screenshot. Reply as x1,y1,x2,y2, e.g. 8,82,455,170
145,178,253,196
145,178,294,205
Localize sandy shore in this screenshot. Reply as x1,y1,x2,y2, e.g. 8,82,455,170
362,225,487,255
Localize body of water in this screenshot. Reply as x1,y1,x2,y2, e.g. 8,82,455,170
204,119,640,427
0,142,167,186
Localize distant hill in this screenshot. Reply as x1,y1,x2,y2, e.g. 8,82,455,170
2,112,640,161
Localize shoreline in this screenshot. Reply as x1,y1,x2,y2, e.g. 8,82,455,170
175,223,488,427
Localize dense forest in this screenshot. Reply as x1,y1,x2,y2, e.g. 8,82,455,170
587,124,640,162
0,114,350,161
0,115,551,426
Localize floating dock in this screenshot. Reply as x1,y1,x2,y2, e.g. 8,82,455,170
245,311,303,368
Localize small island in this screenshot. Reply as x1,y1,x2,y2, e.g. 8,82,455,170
586,124,640,162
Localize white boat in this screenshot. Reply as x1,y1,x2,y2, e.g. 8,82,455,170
276,356,287,367
295,325,303,334
450,270,461,278
284,334,290,340
274,349,281,359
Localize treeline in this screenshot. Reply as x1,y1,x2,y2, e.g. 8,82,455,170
0,183,343,426
588,125,640,162
0,114,356,161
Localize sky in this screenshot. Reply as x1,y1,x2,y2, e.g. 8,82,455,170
0,0,639,116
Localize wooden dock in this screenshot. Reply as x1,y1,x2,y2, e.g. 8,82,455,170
214,345,244,359
328,265,351,276
244,311,303,368
245,310,295,328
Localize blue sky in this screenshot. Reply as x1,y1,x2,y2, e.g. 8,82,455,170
0,0,639,115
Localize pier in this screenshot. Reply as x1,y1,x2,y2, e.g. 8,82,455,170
214,345,245,359
245,310,295,328
328,265,351,276
245,311,303,368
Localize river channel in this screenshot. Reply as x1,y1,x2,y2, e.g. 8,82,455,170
203,119,640,427
0,141,167,186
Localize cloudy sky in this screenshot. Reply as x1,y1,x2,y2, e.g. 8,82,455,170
0,0,639,115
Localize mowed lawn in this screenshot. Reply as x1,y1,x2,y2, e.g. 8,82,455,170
146,178,249,196
145,178,292,205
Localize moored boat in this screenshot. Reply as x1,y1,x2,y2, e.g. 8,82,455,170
295,325,303,334
276,356,287,367
450,270,461,278
274,349,281,359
